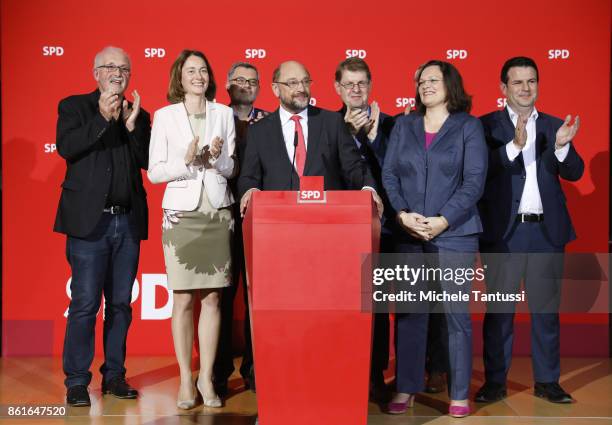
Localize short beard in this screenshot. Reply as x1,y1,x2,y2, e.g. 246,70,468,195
281,93,309,113
228,86,256,106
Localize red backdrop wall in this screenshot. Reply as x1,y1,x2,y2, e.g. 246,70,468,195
2,0,610,356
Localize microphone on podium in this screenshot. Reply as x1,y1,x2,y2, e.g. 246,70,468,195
290,130,298,189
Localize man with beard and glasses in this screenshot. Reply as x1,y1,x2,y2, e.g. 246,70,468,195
54,46,150,407
213,62,268,395
238,60,382,216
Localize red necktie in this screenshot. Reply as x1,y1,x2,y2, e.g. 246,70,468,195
290,115,306,176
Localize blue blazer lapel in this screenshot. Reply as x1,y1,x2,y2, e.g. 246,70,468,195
535,114,549,161
410,115,426,157
428,113,461,150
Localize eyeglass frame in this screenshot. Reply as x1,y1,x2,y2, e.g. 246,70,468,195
273,78,313,90
229,77,260,87
417,78,443,88
338,80,370,90
96,64,131,75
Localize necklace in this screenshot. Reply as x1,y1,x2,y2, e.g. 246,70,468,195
183,100,207,170
183,100,206,146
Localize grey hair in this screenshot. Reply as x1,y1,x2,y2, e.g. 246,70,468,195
93,46,131,69
227,62,259,81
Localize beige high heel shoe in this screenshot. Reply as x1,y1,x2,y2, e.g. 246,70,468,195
176,378,197,410
197,378,222,408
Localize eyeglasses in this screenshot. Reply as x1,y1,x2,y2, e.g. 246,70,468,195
418,78,442,87
97,64,131,75
230,77,259,87
274,79,313,90
339,81,369,90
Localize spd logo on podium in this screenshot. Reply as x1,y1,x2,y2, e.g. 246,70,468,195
298,176,326,204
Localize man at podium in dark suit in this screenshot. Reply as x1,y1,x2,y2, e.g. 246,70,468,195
237,60,382,216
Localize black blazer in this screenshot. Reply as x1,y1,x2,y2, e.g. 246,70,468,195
478,108,584,247
53,90,151,240
238,106,374,198
337,106,397,233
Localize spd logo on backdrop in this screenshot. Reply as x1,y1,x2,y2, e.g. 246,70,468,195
446,49,468,60
63,274,173,320
144,48,166,58
548,49,570,59
43,46,64,56
396,97,416,109
245,49,266,59
345,49,367,59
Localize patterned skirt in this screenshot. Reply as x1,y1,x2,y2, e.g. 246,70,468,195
162,185,233,290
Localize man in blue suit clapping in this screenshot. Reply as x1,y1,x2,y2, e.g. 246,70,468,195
476,56,583,404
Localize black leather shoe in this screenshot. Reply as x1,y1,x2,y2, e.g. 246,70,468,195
244,366,256,393
66,385,91,407
214,379,229,397
102,377,138,399
425,372,446,394
534,382,573,403
475,382,507,403
369,374,391,402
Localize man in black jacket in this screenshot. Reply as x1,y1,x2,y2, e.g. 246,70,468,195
214,62,269,395
54,46,150,407
334,57,395,401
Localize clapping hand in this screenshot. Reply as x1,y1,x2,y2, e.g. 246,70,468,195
366,101,380,141
513,114,528,149
98,89,121,122
344,107,371,135
122,90,141,132
209,136,224,158
184,136,199,165
555,115,580,148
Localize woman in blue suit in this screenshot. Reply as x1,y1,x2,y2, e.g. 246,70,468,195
382,60,487,417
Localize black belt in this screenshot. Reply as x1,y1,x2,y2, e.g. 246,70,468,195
103,206,130,215
517,213,543,223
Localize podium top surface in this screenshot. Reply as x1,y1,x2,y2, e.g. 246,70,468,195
248,191,376,224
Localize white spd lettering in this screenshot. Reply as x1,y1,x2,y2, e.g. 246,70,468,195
548,49,570,59
446,49,468,59
345,49,367,59
245,49,266,59
43,46,64,56
144,48,166,58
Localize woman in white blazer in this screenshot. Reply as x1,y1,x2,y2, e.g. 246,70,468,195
148,50,235,409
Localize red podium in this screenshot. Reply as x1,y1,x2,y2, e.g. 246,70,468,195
243,190,380,425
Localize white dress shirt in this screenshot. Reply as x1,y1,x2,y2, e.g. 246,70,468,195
505,105,569,214
279,105,308,170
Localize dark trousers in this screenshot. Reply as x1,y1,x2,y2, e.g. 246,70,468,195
426,311,449,375
63,213,140,388
370,233,392,382
394,235,477,400
214,206,253,382
481,221,564,384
